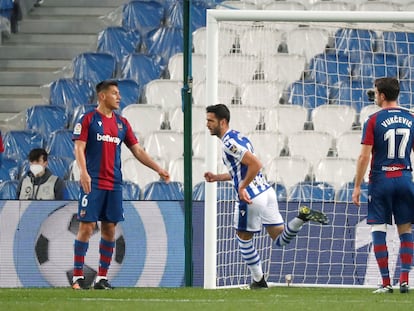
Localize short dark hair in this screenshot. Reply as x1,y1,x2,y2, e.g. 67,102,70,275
28,148,48,162
96,80,118,94
206,104,230,123
375,77,400,101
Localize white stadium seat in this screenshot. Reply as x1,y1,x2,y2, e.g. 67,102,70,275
311,104,357,138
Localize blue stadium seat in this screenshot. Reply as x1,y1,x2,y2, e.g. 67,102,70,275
144,26,184,68
72,52,117,85
26,105,68,136
0,180,18,199
68,104,97,129
47,129,75,160
122,181,141,200
122,0,165,36
3,130,45,162
192,181,237,201
0,166,11,182
115,78,140,110
1,156,19,180
142,180,184,200
97,26,141,67
49,78,95,116
334,28,377,54
288,181,335,202
329,78,373,112
336,181,368,203
120,53,163,94
309,52,350,85
0,0,13,21
164,0,209,30
398,80,414,109
64,180,80,200
287,78,328,109
382,31,414,66
349,51,398,80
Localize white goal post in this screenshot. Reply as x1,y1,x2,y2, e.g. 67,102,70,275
204,9,414,289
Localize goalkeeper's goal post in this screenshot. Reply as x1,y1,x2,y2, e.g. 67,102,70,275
204,9,414,289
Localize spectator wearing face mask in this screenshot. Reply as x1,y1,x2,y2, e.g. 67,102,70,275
16,148,65,200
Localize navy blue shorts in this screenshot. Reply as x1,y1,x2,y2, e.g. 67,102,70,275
368,173,414,225
77,187,124,223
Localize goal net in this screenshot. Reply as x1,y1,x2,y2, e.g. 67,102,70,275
203,9,414,289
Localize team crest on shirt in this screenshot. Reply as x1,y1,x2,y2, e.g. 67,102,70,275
73,123,82,135
117,123,123,130
230,144,238,153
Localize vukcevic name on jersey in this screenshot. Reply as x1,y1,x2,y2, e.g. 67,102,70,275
72,110,138,190
362,107,414,178
221,129,270,199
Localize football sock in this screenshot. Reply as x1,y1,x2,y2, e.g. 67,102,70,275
399,232,413,284
372,231,390,286
73,239,89,278
237,236,263,282
275,217,303,247
98,238,115,277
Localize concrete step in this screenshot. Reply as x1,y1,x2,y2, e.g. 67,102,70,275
0,59,71,70
40,0,128,7
19,18,106,34
5,33,97,45
0,44,91,59
30,7,116,17
0,70,63,86
0,97,46,113
0,86,43,96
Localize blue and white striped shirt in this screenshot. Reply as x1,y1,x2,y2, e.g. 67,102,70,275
221,129,270,199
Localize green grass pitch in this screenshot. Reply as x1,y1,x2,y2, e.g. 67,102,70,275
0,286,412,311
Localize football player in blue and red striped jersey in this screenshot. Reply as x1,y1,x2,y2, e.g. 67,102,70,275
71,80,169,290
353,77,414,294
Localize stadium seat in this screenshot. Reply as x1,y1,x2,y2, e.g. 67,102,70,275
122,181,141,200
225,106,263,133
357,1,400,11
68,160,80,181
97,26,141,67
47,129,75,160
335,130,363,160
287,131,334,168
69,104,97,129
241,81,286,107
167,53,206,82
265,156,312,191
192,130,222,160
334,28,377,54
0,166,11,182
3,130,45,162
286,27,330,62
120,53,163,94
169,105,205,132
48,78,95,110
169,156,206,184
381,31,414,66
264,105,308,135
164,0,208,30
72,52,117,85
192,180,237,201
115,78,140,110
311,104,357,138
263,1,306,10
144,79,182,108
192,26,237,55
142,180,184,200
287,78,329,109
239,26,284,56
219,54,259,86
313,157,356,191
309,52,351,86
350,51,398,81
311,1,355,11
26,105,68,136
145,130,184,165
398,80,414,109
336,181,368,203
121,156,166,189
192,80,238,106
359,104,381,125
0,180,18,200
122,0,165,36
44,155,72,179
0,156,19,181
288,181,335,202
248,131,287,167
263,54,307,85
121,104,163,138
145,26,184,68
64,180,80,200
329,78,373,113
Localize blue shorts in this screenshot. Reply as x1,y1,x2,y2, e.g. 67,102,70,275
77,187,124,223
368,173,414,225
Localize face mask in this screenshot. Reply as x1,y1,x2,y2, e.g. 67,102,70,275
30,164,44,176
